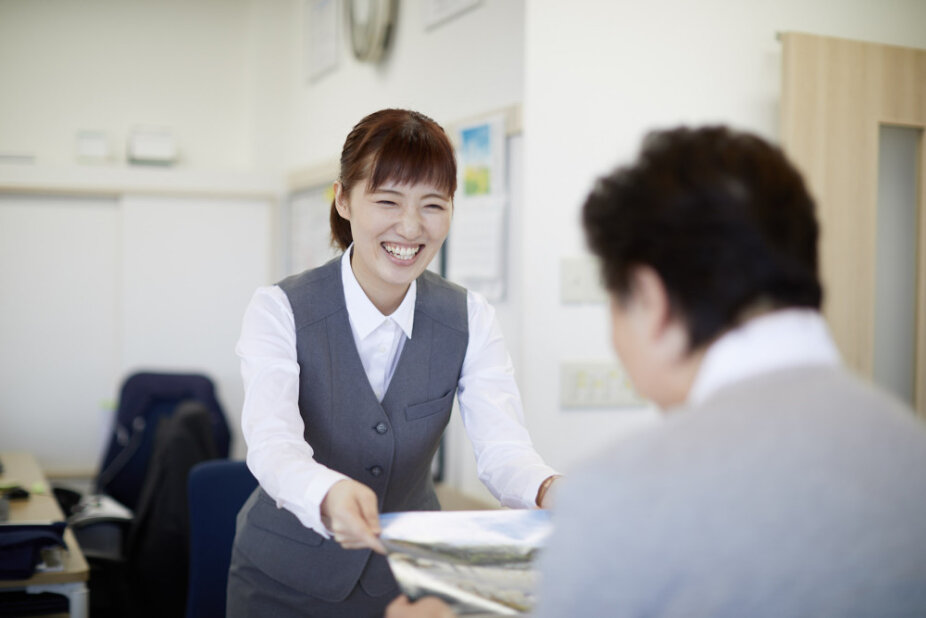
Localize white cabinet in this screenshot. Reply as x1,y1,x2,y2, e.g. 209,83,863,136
0,171,277,473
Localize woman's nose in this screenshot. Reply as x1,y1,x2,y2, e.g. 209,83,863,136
397,206,422,237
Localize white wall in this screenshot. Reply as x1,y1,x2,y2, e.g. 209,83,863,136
521,0,926,473
0,195,121,473
0,0,258,170
243,0,296,174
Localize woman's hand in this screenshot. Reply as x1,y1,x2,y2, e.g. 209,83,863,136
385,595,456,618
320,479,386,554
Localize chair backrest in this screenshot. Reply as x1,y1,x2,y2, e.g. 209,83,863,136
186,459,257,618
96,372,231,511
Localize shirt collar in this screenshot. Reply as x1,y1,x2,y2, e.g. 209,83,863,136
687,308,841,407
340,246,416,340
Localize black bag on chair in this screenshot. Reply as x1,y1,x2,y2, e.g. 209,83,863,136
125,400,220,618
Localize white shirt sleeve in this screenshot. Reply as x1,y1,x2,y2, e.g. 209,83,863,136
236,285,348,537
457,290,558,508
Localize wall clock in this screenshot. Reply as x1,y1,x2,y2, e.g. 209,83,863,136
348,0,397,63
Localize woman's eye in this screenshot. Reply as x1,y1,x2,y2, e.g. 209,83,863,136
426,203,446,210
377,200,396,206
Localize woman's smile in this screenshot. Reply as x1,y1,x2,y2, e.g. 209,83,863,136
382,242,423,262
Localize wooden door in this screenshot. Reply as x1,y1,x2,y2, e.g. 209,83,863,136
780,32,926,417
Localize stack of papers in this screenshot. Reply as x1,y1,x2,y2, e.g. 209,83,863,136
380,510,552,615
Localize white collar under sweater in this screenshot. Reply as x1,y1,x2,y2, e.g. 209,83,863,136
687,308,842,408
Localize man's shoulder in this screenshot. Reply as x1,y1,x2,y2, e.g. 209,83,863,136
695,364,926,446
566,363,926,493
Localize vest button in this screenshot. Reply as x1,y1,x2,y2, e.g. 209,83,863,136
375,422,388,434
369,465,383,477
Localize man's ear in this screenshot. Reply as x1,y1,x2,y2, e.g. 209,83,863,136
630,266,688,361
334,182,351,220
628,266,669,334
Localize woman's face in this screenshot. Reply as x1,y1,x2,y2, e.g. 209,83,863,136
335,179,452,313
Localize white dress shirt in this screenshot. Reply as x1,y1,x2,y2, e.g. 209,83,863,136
687,308,842,407
237,250,556,536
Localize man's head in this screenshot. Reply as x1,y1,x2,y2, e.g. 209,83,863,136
583,126,821,407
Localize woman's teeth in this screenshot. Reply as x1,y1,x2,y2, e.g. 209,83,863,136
384,243,420,260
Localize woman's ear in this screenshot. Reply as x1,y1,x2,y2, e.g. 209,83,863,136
334,181,351,221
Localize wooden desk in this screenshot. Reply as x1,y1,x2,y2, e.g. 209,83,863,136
0,451,89,618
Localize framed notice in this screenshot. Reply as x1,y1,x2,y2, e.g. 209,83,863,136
423,0,482,30
305,0,340,81
447,114,508,301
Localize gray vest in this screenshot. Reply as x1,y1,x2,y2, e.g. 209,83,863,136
233,257,469,602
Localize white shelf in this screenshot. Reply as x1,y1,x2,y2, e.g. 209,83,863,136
0,163,283,200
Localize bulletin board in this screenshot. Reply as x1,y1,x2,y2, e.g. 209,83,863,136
447,113,509,302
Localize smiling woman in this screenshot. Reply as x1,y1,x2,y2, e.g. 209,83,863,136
227,109,560,618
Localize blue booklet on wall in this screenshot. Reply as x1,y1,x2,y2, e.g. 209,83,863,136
379,509,553,616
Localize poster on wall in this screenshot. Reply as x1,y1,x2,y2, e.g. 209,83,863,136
447,114,508,302
459,115,505,199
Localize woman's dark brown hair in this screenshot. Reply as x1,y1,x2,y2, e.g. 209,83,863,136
330,109,457,250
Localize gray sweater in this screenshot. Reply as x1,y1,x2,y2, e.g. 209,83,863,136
535,366,926,617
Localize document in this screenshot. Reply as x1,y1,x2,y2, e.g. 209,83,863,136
380,509,552,615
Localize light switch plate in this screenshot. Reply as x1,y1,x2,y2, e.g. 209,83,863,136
560,256,607,304
560,361,645,409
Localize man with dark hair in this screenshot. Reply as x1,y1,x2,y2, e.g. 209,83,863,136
535,126,926,616
388,127,926,617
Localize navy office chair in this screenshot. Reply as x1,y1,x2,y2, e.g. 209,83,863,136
55,372,231,617
97,372,231,511
186,459,258,618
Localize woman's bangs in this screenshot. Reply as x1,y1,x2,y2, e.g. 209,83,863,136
368,134,457,198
